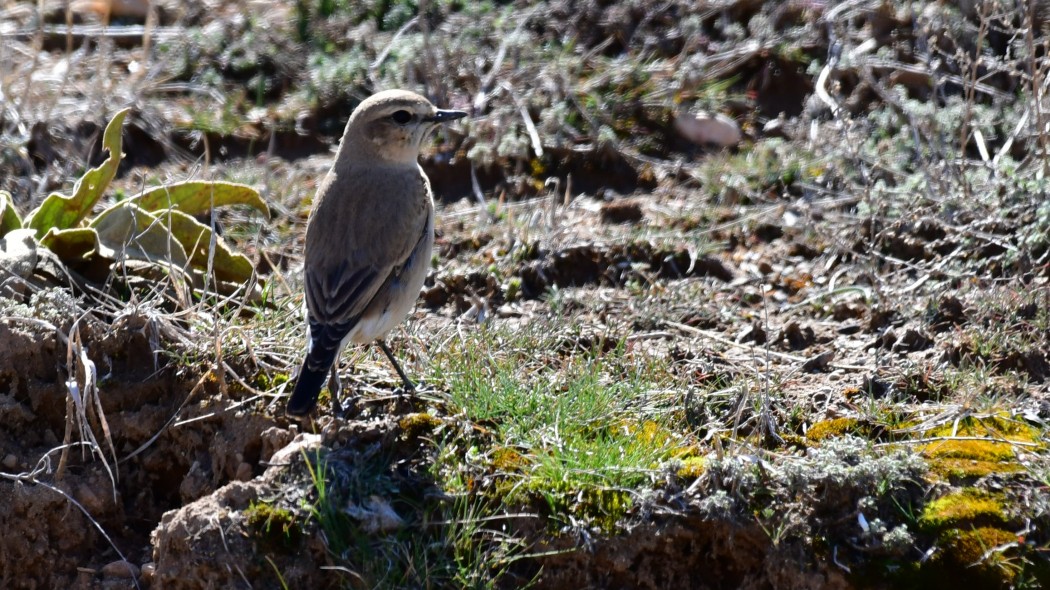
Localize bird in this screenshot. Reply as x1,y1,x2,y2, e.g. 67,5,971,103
287,89,467,416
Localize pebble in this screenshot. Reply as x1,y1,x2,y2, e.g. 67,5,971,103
674,111,742,148
101,560,139,580
140,562,156,584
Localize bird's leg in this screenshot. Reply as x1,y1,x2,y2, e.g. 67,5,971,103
378,340,416,392
327,364,344,416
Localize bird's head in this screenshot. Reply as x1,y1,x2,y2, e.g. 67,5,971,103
345,89,467,164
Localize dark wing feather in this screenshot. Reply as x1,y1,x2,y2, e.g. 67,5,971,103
288,261,384,415
303,261,383,371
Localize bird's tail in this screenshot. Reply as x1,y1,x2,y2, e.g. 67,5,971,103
286,360,330,416
289,318,351,415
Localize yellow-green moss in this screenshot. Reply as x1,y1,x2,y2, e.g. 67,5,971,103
921,439,1016,462
940,527,1018,565
625,419,679,449
928,457,1024,480
490,446,529,472
925,415,1040,443
570,487,633,533
676,456,705,479
254,371,290,390
514,478,633,534
398,412,442,437
245,501,302,551
889,524,1048,589
919,488,1009,532
921,439,1023,480
778,433,812,450
936,527,1020,585
806,418,860,441
919,415,1040,481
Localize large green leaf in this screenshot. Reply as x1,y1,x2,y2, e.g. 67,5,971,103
43,204,256,287
25,108,131,235
89,202,189,268
127,181,270,218
40,227,98,261
0,191,22,238
156,208,255,284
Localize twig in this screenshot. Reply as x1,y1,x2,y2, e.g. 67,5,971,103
473,4,542,111
500,81,543,157
369,16,419,82
875,436,1041,449
663,319,873,372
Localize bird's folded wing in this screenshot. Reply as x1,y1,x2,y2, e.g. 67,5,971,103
303,218,428,352
307,258,384,322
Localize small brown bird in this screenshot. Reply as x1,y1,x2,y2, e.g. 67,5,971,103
287,90,467,416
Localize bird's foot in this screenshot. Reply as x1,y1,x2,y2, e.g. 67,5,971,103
329,394,345,418
395,380,417,396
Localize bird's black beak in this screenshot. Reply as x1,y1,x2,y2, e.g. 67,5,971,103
425,109,468,123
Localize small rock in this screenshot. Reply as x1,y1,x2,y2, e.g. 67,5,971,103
75,484,105,515
802,351,835,373
140,562,156,584
101,560,139,580
2,454,16,470
0,228,39,298
894,328,932,352
347,495,404,534
779,321,815,350
259,426,295,462
674,111,742,148
599,199,644,224
836,322,862,335
762,116,791,139
738,321,767,345
235,462,253,481
268,433,322,466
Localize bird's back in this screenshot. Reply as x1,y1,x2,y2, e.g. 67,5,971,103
306,160,431,277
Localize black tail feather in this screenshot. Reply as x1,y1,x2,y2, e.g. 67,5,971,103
287,362,330,416
289,320,349,416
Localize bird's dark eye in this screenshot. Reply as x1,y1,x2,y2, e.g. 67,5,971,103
390,110,413,124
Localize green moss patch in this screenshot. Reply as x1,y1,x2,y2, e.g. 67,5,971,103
398,412,442,437
920,439,1024,480
532,484,633,534
925,415,1040,442
806,418,865,441
490,446,529,473
244,501,302,552
939,526,1018,567
254,371,290,390
934,527,1024,588
919,488,1009,533
919,415,1041,482
676,456,705,479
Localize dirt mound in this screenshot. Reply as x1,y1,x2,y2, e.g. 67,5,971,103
0,292,285,587
152,475,332,589
533,518,849,590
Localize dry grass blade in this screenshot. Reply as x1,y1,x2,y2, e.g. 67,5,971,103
57,322,119,500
